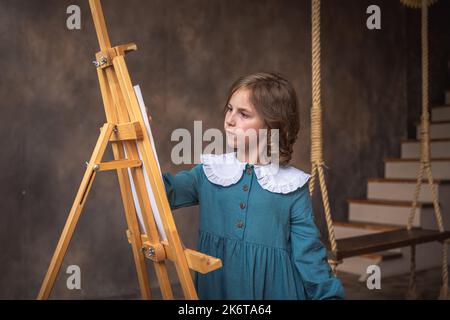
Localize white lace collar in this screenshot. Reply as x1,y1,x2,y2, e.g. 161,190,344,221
200,152,311,194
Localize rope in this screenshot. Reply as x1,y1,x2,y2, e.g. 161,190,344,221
309,0,339,273
406,0,449,299
406,245,419,299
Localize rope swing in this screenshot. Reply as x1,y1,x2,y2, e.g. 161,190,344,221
309,0,339,273
400,0,449,300
310,0,450,297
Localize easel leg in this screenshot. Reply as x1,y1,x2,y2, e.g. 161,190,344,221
37,123,114,299
111,142,153,299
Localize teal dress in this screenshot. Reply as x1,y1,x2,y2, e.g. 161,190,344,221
162,159,345,300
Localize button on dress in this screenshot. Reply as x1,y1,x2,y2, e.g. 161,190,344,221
162,153,345,300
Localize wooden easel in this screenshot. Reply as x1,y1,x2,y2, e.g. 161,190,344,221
37,0,221,300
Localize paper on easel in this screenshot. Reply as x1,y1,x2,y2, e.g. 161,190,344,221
123,85,167,241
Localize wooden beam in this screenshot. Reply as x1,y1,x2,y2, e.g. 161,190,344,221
96,159,142,172
139,235,222,274
114,43,138,56
110,121,143,142
88,0,111,50
332,228,450,260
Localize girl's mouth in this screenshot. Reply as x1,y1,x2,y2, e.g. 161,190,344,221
225,129,236,135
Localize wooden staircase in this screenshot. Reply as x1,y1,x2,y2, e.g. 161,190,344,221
335,94,450,280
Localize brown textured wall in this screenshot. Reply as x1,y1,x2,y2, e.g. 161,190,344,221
406,4,450,138
0,0,448,299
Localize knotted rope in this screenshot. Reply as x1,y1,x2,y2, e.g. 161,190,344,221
309,0,339,273
402,0,449,300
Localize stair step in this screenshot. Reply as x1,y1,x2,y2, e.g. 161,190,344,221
384,158,450,179
367,177,446,202
416,120,450,139
401,139,450,158
368,177,450,184
335,220,401,232
348,198,434,227
336,251,403,277
348,198,433,207
361,251,403,261
432,105,450,122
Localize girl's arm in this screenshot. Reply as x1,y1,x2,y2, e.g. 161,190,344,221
162,164,202,210
290,185,346,300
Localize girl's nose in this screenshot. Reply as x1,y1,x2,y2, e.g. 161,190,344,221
226,113,236,127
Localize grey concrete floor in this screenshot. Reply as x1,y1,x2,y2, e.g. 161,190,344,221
140,266,445,300
338,267,444,300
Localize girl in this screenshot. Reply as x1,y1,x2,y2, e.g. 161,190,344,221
162,72,345,300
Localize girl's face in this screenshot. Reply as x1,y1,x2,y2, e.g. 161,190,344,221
224,88,267,150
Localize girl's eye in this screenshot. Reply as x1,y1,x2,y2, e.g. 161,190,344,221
241,112,249,119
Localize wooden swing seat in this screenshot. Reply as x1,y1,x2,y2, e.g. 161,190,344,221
329,228,450,261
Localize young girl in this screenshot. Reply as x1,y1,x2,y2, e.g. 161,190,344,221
162,72,345,300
